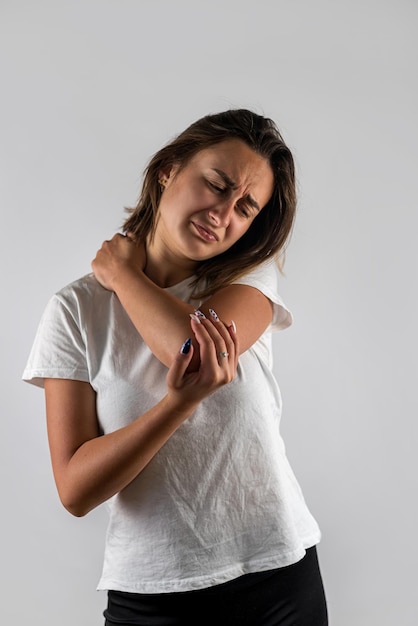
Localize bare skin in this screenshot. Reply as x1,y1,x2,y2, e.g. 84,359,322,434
46,139,274,517
45,315,238,517
91,139,275,371
92,235,272,370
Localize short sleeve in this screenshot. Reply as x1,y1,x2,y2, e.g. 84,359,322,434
22,294,89,388
232,259,293,332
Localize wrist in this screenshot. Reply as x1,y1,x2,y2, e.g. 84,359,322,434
111,263,144,295
163,392,200,420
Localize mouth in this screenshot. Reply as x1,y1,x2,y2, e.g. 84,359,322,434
191,221,219,242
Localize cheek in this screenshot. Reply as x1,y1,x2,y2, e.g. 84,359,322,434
228,220,253,243
164,182,203,214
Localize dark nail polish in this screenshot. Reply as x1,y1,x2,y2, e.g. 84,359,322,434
180,338,192,354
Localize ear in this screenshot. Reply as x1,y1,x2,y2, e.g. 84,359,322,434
159,163,179,187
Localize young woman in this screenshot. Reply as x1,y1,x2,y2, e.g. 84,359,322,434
23,110,328,625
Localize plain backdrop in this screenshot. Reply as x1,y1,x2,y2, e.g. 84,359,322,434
1,1,417,624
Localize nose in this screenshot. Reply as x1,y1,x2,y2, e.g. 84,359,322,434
207,198,235,227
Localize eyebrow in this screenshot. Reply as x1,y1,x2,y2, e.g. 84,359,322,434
211,168,261,212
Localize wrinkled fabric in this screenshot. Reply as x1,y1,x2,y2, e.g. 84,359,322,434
103,547,328,625
23,260,321,594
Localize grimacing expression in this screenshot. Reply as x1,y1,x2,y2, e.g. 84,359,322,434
154,139,274,262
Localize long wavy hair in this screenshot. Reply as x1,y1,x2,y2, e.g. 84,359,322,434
123,109,296,298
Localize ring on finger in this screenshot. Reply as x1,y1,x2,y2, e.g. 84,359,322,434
219,351,229,358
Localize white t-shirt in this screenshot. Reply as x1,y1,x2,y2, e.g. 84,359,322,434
23,260,321,594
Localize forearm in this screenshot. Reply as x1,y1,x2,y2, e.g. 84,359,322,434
112,267,198,368
60,395,197,517
92,235,273,369
47,314,238,518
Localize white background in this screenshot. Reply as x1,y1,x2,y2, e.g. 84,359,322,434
1,1,417,624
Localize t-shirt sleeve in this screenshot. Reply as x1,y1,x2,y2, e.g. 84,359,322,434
22,294,90,388
232,259,293,332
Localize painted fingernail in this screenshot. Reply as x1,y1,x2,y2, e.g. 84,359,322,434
194,309,206,319
189,313,201,324
230,320,237,333
180,338,192,354
209,308,219,321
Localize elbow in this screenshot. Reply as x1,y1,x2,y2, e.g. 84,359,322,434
61,495,90,518
57,484,92,518
64,503,89,518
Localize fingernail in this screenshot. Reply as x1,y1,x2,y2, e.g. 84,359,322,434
189,313,201,324
230,320,237,333
209,308,219,321
194,309,206,319
180,338,192,354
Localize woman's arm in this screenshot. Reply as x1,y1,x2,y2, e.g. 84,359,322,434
91,234,273,369
45,315,237,518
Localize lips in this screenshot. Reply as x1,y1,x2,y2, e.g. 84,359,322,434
191,221,219,242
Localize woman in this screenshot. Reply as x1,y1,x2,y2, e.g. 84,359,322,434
23,110,328,625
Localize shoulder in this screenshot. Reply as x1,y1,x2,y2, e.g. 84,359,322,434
50,273,115,317
233,258,280,294
232,259,293,331
39,274,115,334
55,273,109,305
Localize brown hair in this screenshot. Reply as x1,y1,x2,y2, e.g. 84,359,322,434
124,109,296,298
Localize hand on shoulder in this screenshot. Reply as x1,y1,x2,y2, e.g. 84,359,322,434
91,233,146,291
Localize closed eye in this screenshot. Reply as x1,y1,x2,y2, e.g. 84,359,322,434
206,178,257,219
237,204,252,218
207,180,227,194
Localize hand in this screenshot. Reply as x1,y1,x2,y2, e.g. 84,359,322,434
91,233,146,291
166,312,238,409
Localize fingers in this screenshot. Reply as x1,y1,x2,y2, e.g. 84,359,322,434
226,319,239,371
166,338,194,390
125,231,137,244
190,309,238,380
97,234,146,266
108,233,133,248
166,312,238,407
99,233,134,250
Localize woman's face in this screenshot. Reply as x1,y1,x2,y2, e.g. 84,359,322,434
153,139,274,263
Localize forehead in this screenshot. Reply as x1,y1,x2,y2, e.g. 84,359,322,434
186,139,274,202
189,139,267,173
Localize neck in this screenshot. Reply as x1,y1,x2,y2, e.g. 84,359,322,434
144,238,197,288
